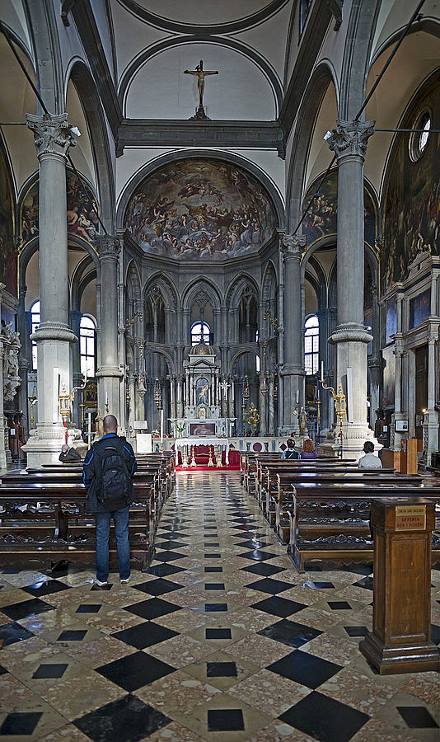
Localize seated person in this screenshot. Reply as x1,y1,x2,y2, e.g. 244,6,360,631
300,438,317,459
281,439,299,460
358,440,382,469
59,443,82,463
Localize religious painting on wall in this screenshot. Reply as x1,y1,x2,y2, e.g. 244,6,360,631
195,377,210,406
19,170,99,248
124,158,276,260
189,422,216,436
382,345,395,409
302,170,376,247
0,144,17,296
409,288,431,330
381,78,440,295
385,298,398,344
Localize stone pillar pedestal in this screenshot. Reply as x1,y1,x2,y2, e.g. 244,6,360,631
280,234,305,435
327,119,378,460
22,114,77,466
96,235,123,419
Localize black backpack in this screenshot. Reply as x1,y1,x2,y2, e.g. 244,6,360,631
285,449,298,460
94,439,132,508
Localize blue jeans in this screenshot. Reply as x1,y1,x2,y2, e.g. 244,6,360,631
95,506,130,582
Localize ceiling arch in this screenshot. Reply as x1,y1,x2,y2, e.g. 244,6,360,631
117,0,290,35
119,35,282,119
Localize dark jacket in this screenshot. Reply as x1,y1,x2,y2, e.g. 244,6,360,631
59,447,81,463
83,433,137,513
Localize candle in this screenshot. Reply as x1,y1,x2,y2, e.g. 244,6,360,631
296,390,299,404
320,361,324,383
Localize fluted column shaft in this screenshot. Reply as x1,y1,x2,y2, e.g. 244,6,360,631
280,234,305,434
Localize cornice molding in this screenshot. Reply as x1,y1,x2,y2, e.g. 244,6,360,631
118,119,285,157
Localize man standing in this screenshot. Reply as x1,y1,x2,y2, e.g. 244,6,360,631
83,415,137,587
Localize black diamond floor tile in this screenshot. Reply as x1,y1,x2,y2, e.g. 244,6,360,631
246,578,294,594
76,604,102,614
208,709,245,732
328,601,352,610
57,630,87,641
344,626,369,638
205,542,220,547
97,651,176,691
0,665,7,676
113,621,179,649
205,583,225,591
124,598,181,620
22,579,71,597
147,563,186,577
279,691,369,741
0,622,34,646
353,576,373,590
153,550,186,562
303,580,335,590
205,567,223,573
258,619,322,648
206,629,232,640
251,596,307,618
268,650,342,689
397,707,439,728
32,663,68,679
239,550,278,561
0,712,42,736
241,563,284,577
235,540,268,549
204,553,221,559
205,603,228,612
155,540,188,550
74,693,171,741
134,578,183,596
207,661,237,677
431,624,440,645
2,598,55,621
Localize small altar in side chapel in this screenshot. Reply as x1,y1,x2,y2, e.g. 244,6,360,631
170,343,237,468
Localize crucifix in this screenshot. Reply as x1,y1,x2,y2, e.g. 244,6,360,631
184,59,219,120
219,378,230,399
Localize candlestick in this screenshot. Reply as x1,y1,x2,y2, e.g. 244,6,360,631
296,389,299,404
320,361,324,383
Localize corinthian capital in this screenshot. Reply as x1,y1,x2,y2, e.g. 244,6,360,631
96,234,121,260
281,233,306,260
26,113,76,159
327,119,375,160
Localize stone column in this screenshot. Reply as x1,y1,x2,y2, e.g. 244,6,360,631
280,234,305,434
70,309,82,428
0,296,6,470
96,235,123,420
268,375,275,436
327,119,377,458
426,336,439,465
177,376,183,418
23,114,77,466
259,375,267,436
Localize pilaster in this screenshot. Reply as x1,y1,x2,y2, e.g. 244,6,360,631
96,234,123,420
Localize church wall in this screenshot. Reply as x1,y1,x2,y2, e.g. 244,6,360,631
90,0,117,82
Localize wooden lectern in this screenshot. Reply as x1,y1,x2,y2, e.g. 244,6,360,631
360,499,439,674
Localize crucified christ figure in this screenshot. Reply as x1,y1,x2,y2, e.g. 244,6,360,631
184,60,218,111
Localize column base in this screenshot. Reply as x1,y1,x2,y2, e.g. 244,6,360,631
319,423,379,461
360,632,439,675
21,424,67,467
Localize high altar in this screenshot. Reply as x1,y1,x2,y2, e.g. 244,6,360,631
170,343,236,462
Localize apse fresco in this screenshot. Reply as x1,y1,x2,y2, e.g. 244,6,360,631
382,83,440,294
124,158,276,259
302,170,376,247
20,171,99,247
0,145,16,295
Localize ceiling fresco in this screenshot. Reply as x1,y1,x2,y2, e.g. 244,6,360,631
124,158,277,260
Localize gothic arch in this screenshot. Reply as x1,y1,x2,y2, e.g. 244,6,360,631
261,260,277,305
182,277,222,313
226,273,260,310
143,272,178,311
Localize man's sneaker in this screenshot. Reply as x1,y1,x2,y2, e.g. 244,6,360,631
120,578,130,584
94,579,108,587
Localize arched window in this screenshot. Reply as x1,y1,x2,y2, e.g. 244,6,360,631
304,314,319,375
30,300,40,370
410,110,431,162
80,315,96,378
191,321,210,346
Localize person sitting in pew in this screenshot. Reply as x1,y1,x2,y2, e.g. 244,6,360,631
59,444,81,463
300,438,317,459
83,414,137,588
358,440,382,469
281,439,299,460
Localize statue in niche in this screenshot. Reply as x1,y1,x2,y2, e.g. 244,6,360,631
198,406,207,420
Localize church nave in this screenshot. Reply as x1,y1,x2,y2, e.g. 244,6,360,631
0,472,438,741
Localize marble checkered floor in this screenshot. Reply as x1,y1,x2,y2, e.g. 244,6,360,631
0,473,439,741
